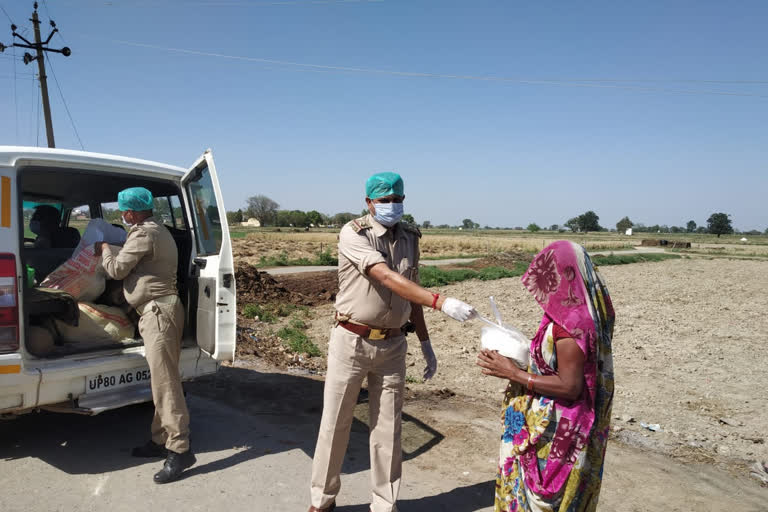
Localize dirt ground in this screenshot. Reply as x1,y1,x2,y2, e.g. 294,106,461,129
233,257,768,503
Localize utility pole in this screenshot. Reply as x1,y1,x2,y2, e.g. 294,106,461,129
0,2,71,148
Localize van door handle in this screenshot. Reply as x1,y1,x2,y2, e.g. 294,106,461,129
204,285,211,298
194,258,207,269
223,273,233,288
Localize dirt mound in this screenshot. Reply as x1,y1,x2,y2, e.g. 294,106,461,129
236,265,313,306
273,271,338,304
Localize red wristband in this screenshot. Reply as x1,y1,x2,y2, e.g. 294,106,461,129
527,374,535,392
431,293,440,309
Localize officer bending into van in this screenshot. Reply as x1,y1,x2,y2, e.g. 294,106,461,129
94,187,194,484
308,172,476,512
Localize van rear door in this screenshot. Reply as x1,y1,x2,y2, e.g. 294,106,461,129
181,150,236,361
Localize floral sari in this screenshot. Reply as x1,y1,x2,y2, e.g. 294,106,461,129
495,241,615,512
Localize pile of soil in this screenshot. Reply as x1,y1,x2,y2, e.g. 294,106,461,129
273,270,338,304
236,265,313,306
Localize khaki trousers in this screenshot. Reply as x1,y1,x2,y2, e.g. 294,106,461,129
310,325,407,512
138,298,190,454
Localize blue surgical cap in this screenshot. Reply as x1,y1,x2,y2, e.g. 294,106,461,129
118,187,154,212
366,172,404,200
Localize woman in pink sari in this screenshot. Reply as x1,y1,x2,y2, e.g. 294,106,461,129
477,241,615,512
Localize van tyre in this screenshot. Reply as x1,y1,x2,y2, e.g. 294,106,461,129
153,449,196,484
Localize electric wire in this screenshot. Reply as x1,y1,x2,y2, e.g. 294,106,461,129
47,55,85,149
0,3,13,24
103,38,768,99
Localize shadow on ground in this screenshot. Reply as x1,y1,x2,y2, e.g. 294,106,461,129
335,481,495,512
0,365,446,480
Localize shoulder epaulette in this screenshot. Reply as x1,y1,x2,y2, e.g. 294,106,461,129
350,215,373,233
402,223,422,238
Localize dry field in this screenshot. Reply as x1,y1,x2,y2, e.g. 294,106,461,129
231,229,635,265
302,258,768,498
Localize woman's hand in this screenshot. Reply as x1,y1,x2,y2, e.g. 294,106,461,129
477,349,522,381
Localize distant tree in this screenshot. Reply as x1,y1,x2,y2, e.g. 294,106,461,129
422,220,432,229
527,223,541,233
462,218,476,229
306,210,324,226
577,211,601,233
670,226,683,233
686,220,697,233
226,209,243,225
246,195,279,226
401,213,416,225
361,208,370,217
765,227,768,235
549,224,559,231
744,230,762,236
616,216,633,233
331,212,357,226
706,212,733,238
564,217,579,232
436,224,450,229
696,226,707,234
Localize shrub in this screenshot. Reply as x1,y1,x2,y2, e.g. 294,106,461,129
277,327,321,356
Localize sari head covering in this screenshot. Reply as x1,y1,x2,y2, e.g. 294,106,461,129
497,241,614,511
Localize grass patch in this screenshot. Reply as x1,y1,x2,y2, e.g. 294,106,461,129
405,375,422,384
257,249,339,267
421,253,487,261
242,303,310,323
277,326,321,357
242,304,277,323
419,264,527,287
591,253,681,266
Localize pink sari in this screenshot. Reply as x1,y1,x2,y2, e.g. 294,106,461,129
495,241,615,512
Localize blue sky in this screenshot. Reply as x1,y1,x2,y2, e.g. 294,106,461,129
1,0,767,230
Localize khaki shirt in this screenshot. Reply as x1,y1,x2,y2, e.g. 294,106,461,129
334,214,421,329
101,217,179,308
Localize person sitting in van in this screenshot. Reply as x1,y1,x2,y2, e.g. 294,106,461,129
93,187,194,484
30,205,80,249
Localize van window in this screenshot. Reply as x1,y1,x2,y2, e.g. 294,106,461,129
100,202,123,227
169,196,187,231
187,166,222,256
68,205,91,235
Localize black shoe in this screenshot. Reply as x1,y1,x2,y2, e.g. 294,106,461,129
153,449,196,484
131,441,168,458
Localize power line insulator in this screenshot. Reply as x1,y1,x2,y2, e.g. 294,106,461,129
61,46,71,57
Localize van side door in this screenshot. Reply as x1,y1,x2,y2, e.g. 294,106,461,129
181,150,236,361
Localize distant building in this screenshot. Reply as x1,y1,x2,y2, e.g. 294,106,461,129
625,228,633,236
240,218,262,227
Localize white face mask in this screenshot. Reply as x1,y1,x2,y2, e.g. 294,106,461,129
373,202,404,227
121,214,132,227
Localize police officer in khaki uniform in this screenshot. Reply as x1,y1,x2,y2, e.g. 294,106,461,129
308,172,476,512
95,187,194,484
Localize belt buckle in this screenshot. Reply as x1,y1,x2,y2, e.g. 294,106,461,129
368,328,387,340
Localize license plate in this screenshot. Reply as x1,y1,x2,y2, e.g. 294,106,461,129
86,367,151,393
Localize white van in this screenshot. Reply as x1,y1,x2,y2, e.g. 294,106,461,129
0,147,236,416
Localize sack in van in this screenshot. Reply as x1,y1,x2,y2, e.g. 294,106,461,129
72,218,127,258
40,246,106,302
55,302,135,344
